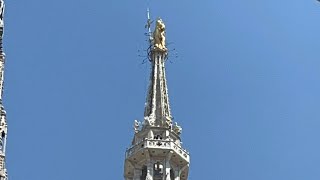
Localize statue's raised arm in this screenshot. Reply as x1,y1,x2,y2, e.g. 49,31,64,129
153,18,167,51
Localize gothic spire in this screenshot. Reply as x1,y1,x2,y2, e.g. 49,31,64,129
143,18,173,129
124,12,189,180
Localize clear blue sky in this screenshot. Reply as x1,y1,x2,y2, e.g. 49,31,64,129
4,0,320,179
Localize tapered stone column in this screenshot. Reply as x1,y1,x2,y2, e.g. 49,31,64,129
165,152,173,180
146,152,154,180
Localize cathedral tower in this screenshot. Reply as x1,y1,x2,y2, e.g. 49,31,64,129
0,0,8,179
124,11,190,180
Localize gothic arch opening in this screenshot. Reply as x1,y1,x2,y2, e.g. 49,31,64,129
170,169,174,180
140,165,147,180
154,162,164,179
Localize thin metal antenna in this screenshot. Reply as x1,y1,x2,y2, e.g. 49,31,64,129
146,8,153,45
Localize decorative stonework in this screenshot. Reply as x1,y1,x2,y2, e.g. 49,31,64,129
173,123,182,135
124,13,190,180
143,51,172,130
126,139,190,163
0,1,8,179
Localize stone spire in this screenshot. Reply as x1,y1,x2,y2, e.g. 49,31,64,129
143,18,172,129
124,12,190,180
0,1,8,179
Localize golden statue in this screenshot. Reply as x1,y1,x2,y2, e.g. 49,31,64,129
153,18,167,51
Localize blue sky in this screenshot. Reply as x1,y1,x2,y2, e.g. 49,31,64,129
4,0,320,179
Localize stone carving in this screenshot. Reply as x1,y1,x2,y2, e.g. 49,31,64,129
0,106,7,149
133,120,141,133
173,122,182,135
4,169,7,180
144,117,155,127
165,117,172,129
153,18,167,51
0,1,7,178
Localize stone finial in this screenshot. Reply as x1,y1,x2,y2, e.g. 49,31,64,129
173,122,182,135
133,120,141,133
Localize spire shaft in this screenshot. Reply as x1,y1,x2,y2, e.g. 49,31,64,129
0,1,8,179
143,19,172,128
144,51,172,127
